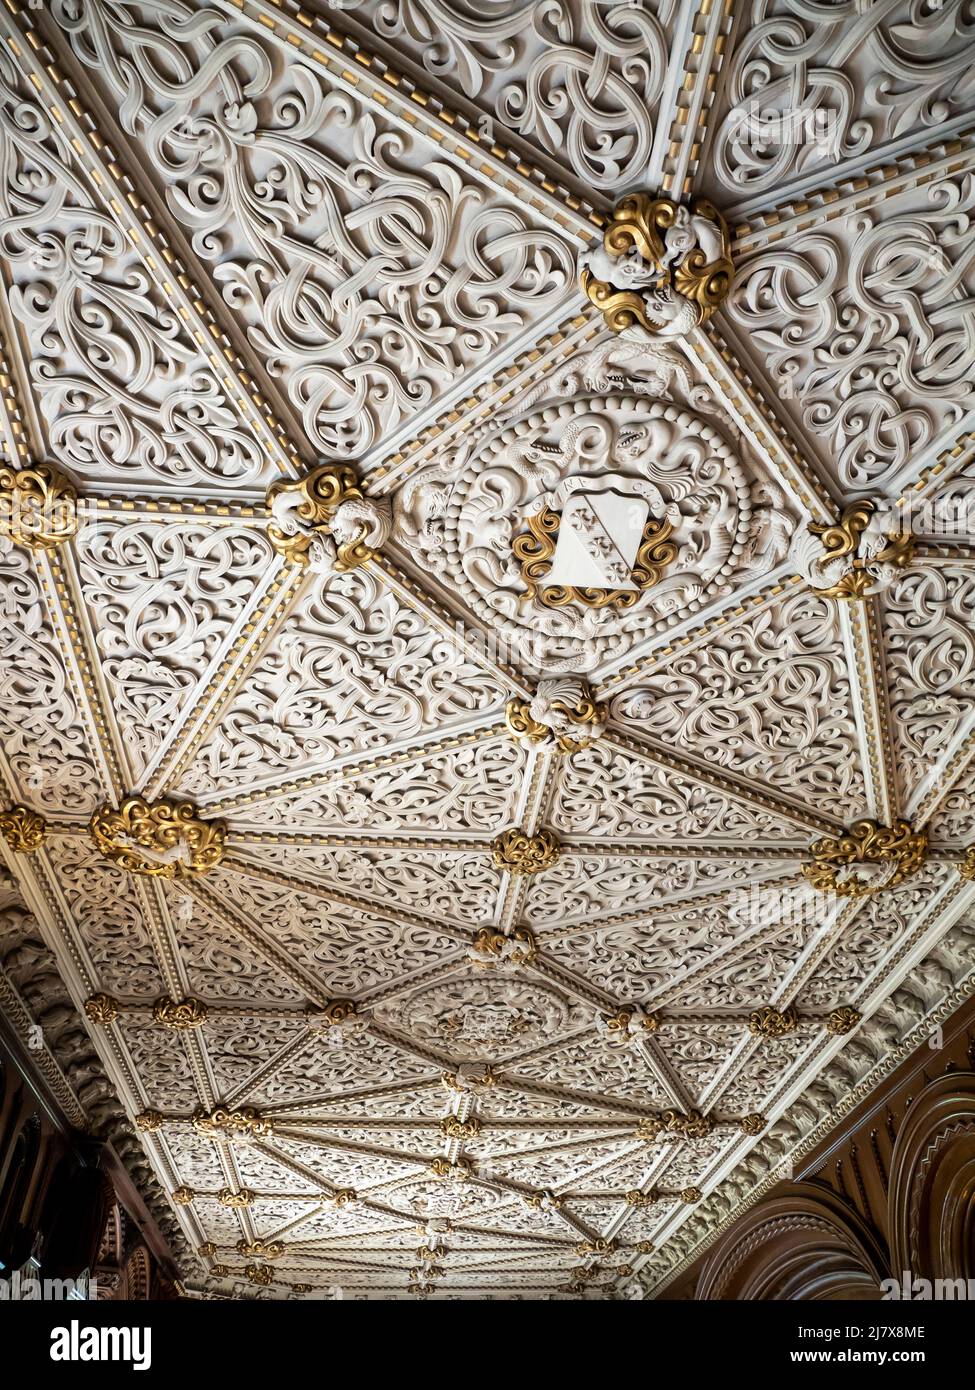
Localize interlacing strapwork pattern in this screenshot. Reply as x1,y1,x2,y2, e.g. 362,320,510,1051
0,0,973,1303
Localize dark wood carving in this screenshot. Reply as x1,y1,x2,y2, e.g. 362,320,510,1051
665,994,975,1300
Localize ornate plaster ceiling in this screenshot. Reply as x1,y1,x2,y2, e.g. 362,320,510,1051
0,0,974,1301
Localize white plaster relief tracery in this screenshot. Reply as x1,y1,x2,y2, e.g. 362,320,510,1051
0,0,970,1302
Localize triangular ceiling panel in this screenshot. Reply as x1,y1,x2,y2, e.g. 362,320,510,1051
177,568,510,801
608,588,869,822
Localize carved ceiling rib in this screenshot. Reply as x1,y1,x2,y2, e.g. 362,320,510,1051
683,328,838,517
841,599,901,826
0,309,37,469
368,551,534,697
147,565,304,797
660,0,735,199
728,128,975,247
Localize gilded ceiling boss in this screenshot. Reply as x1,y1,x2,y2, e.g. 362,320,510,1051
580,195,735,340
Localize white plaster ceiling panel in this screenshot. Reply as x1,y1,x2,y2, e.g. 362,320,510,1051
163,1132,230,1192
522,854,802,925
201,1015,309,1097
174,914,306,1006
714,1030,818,1115
541,903,768,1001
698,1,975,208
0,41,275,493
201,867,461,995
329,0,679,195
505,1037,675,1107
73,517,281,784
549,741,811,841
229,736,527,835
608,586,870,820
882,564,975,804
50,836,167,995
477,1089,627,1124
244,1034,439,1107
0,0,973,1303
0,548,106,816
229,845,505,925
652,1019,749,1103
174,568,512,800
49,0,580,462
723,167,975,490
676,927,813,1010
928,762,975,844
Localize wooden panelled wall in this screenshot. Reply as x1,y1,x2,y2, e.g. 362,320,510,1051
0,1021,178,1298
664,995,975,1300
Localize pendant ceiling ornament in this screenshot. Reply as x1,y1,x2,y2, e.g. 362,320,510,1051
802,820,929,898
266,463,391,573
505,678,607,752
790,499,916,599
0,463,77,550
89,798,226,879
580,195,734,339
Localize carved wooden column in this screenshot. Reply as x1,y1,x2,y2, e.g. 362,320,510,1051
694,1185,888,1300
888,1072,975,1287
664,996,975,1299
